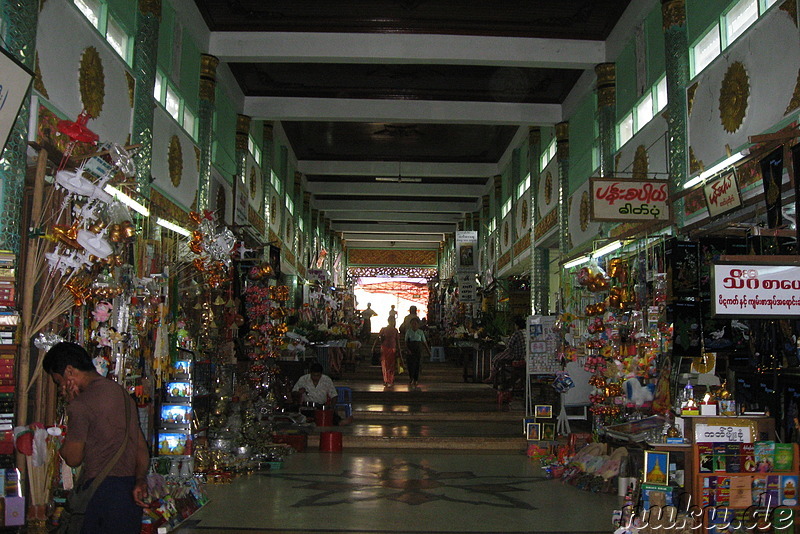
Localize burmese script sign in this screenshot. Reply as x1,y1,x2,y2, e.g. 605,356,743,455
703,170,741,218
590,178,670,222
713,264,800,317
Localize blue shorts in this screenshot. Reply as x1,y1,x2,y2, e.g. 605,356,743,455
81,476,142,534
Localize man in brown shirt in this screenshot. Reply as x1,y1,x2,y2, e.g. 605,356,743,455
44,342,149,533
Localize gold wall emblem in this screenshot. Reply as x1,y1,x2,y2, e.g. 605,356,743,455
580,191,590,231
719,61,749,134
544,171,553,205
79,46,105,118
34,51,48,99
632,145,649,179
687,82,698,117
168,135,183,187
689,146,704,175
520,199,528,228
249,166,257,198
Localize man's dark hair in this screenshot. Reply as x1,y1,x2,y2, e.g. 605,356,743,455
43,342,95,375
309,362,324,374
513,316,526,330
409,306,417,313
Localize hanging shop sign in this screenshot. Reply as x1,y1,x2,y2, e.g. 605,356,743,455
713,263,800,317
590,178,670,222
456,231,478,273
457,272,477,303
703,169,741,218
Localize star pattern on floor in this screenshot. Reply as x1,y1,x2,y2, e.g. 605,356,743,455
262,461,546,509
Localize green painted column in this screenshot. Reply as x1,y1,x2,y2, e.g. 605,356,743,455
197,54,219,211
0,0,37,253
131,0,161,198
528,127,549,315
556,122,570,256
662,0,690,226
595,63,616,178
492,174,501,275
261,122,274,232
480,194,489,275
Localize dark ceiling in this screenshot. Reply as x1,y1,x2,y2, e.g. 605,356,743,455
192,0,633,252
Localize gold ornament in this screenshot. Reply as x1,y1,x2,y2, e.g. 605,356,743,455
719,61,749,134
520,199,528,228
168,135,183,187
544,171,553,205
632,145,649,179
687,82,698,117
34,51,49,99
692,353,716,374
249,166,257,198
689,146,704,175
79,46,105,118
503,222,509,246
785,69,800,115
579,191,590,231
662,0,686,30
199,54,219,103
125,71,135,109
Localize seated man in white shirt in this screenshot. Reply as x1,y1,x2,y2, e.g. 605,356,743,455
292,363,352,426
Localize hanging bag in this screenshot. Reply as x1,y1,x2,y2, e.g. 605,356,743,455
53,387,132,534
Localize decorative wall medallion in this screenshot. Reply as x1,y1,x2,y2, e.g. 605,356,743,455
689,146,704,175
33,51,48,99
216,186,226,223
79,46,105,118
785,69,800,115
503,222,509,246
719,61,749,134
168,135,183,187
249,166,257,198
687,82,698,117
125,71,135,109
632,145,649,179
520,199,528,228
780,0,798,26
580,191,590,231
544,171,553,205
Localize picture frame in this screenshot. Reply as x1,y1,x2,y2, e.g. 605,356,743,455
535,404,553,419
522,417,535,435
644,450,670,485
526,422,541,441
542,423,556,441
0,46,34,158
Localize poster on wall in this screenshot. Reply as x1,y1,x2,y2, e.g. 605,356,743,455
703,169,741,218
590,178,670,222
713,263,800,317
456,230,478,273
0,47,34,157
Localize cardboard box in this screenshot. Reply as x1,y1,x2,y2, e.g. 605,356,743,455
3,495,24,526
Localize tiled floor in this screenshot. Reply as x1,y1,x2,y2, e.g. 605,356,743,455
174,355,618,533
174,451,620,533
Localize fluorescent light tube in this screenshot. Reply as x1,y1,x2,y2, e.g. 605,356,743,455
564,255,591,269
683,151,746,190
104,185,150,216
593,240,623,259
156,218,190,237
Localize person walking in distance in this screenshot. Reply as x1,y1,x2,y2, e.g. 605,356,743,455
377,318,400,387
404,317,429,388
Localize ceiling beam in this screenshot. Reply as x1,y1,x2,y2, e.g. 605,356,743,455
209,31,605,69
243,97,562,125
299,160,496,178
342,232,444,242
333,222,455,233
305,181,487,197
314,198,478,212
345,240,441,250
321,211,460,223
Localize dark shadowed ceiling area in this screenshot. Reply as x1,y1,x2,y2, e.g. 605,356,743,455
193,0,633,251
